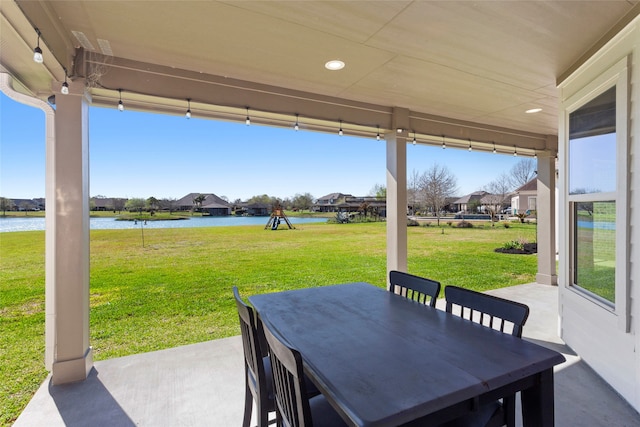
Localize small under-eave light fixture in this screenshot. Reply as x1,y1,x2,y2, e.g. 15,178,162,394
396,128,403,134
441,135,446,150
412,132,417,145
513,145,518,157
117,89,124,111
376,125,381,141
61,68,69,95
339,120,343,136
492,141,497,154
468,139,472,152
185,98,192,119
245,107,251,125
294,114,299,131
33,28,43,63
534,149,537,159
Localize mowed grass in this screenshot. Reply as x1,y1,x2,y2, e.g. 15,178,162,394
0,221,537,425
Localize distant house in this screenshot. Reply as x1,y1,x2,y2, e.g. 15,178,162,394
235,202,270,216
11,198,40,211
91,197,127,212
201,201,232,216
511,178,537,215
337,196,386,217
313,193,353,212
176,193,231,216
452,191,488,213
479,193,510,213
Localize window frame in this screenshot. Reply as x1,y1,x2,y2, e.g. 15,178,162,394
563,56,629,331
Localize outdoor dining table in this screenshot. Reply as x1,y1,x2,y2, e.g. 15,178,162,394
248,282,566,427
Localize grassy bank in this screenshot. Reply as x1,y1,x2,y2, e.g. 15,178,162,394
0,221,536,425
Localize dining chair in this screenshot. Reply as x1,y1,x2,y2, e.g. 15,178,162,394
443,285,530,427
262,322,348,427
389,270,441,307
233,286,275,427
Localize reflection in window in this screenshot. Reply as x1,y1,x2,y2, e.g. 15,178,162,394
569,86,616,195
573,201,616,304
569,85,617,307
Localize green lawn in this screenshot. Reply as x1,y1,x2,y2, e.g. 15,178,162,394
0,221,537,426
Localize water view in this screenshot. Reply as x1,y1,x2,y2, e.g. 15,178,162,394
0,216,327,233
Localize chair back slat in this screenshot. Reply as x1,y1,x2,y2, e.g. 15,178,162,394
234,287,265,384
262,323,313,427
444,285,529,337
389,270,441,307
234,286,275,427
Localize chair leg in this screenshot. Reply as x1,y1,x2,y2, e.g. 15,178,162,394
242,381,253,427
503,395,517,427
256,399,269,427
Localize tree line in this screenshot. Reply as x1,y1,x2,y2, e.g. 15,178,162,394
2,159,535,217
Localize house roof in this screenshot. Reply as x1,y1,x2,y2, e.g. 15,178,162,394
453,191,489,204
3,2,638,154
317,193,352,201
515,178,538,193
176,193,230,207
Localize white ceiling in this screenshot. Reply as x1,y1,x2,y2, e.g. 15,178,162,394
2,1,639,148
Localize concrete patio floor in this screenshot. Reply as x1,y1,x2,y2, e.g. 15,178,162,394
14,283,640,427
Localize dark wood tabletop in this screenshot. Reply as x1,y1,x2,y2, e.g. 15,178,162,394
249,282,565,427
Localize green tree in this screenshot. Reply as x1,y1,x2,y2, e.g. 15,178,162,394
369,184,386,200
125,198,146,214
247,194,282,207
192,194,206,214
146,197,159,212
292,193,314,212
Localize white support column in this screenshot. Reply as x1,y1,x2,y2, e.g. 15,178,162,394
47,79,93,384
536,149,558,286
386,109,409,287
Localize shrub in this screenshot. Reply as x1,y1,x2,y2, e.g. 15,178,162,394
501,240,524,250
503,222,510,228
407,219,420,227
422,222,431,227
447,221,453,227
456,221,473,228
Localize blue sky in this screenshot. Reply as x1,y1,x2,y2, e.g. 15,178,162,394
1,92,527,201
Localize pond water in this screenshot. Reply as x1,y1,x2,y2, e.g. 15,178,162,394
0,216,327,233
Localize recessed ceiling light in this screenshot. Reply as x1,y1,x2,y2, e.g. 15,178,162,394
525,108,542,114
325,60,345,71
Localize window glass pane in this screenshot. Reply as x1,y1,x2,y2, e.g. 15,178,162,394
569,86,616,195
574,201,616,304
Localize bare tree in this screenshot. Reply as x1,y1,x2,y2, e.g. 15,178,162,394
509,159,536,189
160,197,178,214
0,197,15,215
485,173,513,209
418,164,458,226
113,198,126,213
408,169,421,215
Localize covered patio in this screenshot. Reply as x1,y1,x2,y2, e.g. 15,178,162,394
2,0,640,422
14,284,640,426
